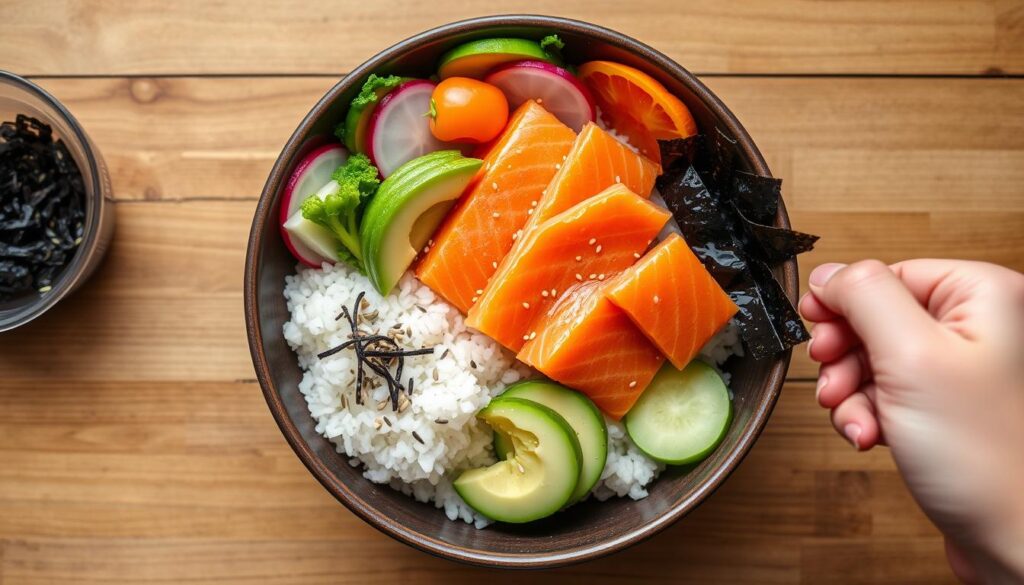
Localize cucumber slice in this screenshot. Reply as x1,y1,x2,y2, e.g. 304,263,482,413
454,397,581,523
493,380,607,503
437,38,562,79
624,361,732,465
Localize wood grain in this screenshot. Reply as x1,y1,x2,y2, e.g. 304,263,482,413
0,381,955,583
0,201,255,382
2,0,1022,76
27,76,1024,205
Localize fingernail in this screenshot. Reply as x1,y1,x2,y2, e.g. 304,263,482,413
810,263,845,287
843,423,862,450
815,375,828,402
805,334,814,359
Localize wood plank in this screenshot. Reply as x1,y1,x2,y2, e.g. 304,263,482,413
792,150,1024,212
2,0,1022,75
801,538,956,584
0,536,801,585
27,77,1024,207
0,382,952,582
29,77,319,202
0,201,255,382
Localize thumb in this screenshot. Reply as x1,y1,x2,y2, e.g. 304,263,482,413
808,260,940,359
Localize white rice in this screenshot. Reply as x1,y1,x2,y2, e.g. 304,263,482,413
284,262,530,527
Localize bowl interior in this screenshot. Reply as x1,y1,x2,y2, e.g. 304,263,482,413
247,16,793,567
0,72,108,331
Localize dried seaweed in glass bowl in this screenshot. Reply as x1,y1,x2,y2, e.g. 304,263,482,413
0,115,86,301
657,130,819,359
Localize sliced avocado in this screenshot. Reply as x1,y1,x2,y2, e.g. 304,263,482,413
454,397,582,523
493,380,607,503
359,150,481,295
437,38,562,79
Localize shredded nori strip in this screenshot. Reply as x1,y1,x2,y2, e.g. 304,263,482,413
657,130,818,359
0,115,86,300
319,291,434,410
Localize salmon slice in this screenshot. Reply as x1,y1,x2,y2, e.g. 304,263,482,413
466,184,670,353
519,280,665,419
605,233,738,369
523,122,661,232
416,101,576,313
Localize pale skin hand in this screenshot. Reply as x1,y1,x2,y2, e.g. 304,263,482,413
799,259,1024,584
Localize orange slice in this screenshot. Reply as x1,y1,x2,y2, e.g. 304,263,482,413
578,61,697,159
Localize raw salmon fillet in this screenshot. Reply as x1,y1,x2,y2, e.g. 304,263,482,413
466,184,670,353
524,122,661,231
606,233,738,369
519,280,665,419
416,101,576,313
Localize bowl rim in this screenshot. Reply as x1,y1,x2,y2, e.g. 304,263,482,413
0,70,108,332
245,14,795,569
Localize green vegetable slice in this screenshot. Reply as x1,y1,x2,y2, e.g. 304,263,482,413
454,397,582,523
493,380,607,503
437,37,563,79
624,361,732,465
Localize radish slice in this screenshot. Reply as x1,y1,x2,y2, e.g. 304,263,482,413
279,143,347,266
368,80,450,178
484,60,596,132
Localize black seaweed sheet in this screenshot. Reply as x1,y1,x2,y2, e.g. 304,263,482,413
734,202,819,264
658,131,817,359
0,115,85,300
732,171,780,225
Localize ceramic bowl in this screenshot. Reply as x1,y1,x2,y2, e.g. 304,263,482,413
245,15,795,568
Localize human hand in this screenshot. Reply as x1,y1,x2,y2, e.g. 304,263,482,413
800,259,1024,583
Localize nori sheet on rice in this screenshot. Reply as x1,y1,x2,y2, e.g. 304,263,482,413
657,130,818,359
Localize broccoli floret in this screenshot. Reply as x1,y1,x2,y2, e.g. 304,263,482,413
331,153,380,204
540,34,565,53
352,75,403,108
300,153,380,272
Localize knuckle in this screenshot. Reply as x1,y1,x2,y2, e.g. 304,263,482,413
1007,271,1024,299
836,259,891,290
973,264,1024,303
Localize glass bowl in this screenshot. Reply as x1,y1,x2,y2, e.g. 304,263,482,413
0,70,115,332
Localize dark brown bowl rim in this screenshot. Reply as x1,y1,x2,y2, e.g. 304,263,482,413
245,14,795,569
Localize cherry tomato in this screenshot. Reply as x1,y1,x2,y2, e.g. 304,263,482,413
429,77,509,143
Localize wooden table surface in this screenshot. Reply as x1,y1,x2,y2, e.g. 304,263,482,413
1,2,1022,583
